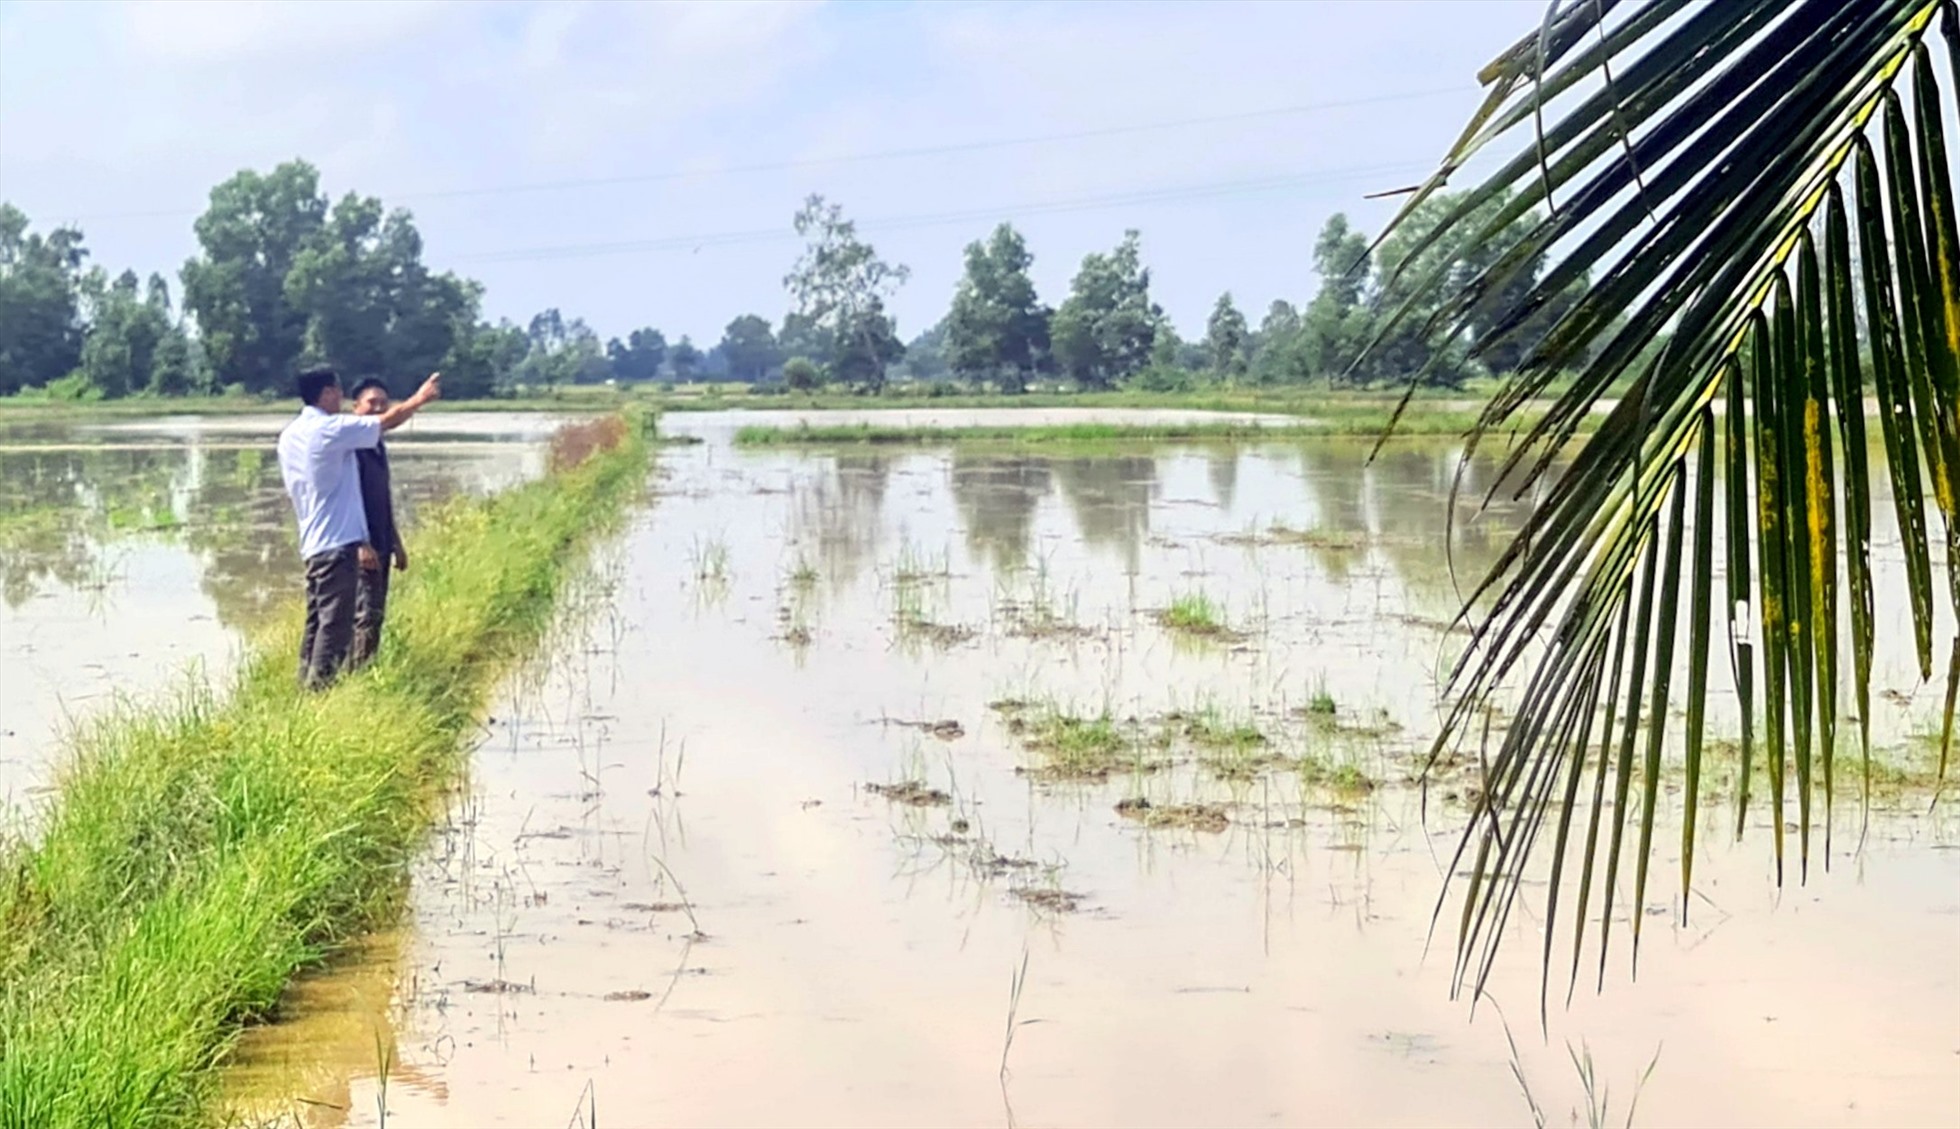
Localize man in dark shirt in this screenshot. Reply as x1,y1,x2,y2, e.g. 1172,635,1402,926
348,377,408,668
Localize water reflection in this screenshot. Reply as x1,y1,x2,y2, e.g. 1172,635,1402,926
1203,446,1239,510
0,442,541,627
950,455,1052,573
1052,456,1157,572
788,453,894,587
0,417,559,804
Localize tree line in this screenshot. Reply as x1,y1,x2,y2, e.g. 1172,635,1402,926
0,159,1579,401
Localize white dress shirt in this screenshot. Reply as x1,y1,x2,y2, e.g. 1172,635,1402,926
277,405,383,559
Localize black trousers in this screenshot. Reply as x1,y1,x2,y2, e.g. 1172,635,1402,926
299,545,360,690
351,557,392,670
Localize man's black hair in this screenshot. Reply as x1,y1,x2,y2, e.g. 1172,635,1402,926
348,376,392,400
297,367,340,406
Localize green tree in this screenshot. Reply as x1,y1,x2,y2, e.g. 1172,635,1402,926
1204,292,1249,378
0,205,89,396
516,308,606,387
783,195,909,393
1050,231,1160,389
606,328,667,383
146,322,197,396
1293,213,1379,384
782,355,821,392
776,311,830,369
944,223,1051,392
718,315,780,382
669,335,702,382
900,318,951,382
181,162,328,395
828,307,903,388
284,193,474,385
1379,0,1960,990
78,270,174,398
443,319,529,399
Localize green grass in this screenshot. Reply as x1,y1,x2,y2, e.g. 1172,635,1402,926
990,700,1151,781
0,414,649,1127
1179,705,1280,780
734,420,1303,446
1157,591,1235,637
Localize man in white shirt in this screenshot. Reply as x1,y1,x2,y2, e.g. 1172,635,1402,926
278,366,441,689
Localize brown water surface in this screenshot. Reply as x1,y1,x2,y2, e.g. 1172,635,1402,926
0,412,567,808
220,411,1960,1127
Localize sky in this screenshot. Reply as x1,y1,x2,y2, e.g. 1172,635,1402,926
0,0,1547,346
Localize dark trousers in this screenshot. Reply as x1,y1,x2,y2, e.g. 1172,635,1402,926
299,545,360,690
351,557,392,670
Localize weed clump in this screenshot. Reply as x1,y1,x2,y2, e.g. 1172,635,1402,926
865,780,952,807
1114,797,1231,833
991,699,1159,781
1155,591,1242,640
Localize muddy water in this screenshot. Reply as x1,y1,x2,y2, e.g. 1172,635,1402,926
217,411,1958,1126
0,413,571,808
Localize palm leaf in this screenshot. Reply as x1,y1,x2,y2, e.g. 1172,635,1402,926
1373,0,1959,998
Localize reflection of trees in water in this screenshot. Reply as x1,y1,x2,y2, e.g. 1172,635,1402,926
1205,448,1239,511
0,448,182,608
0,442,499,629
1052,456,1157,573
183,449,489,632
1289,441,1556,605
950,454,1052,574
790,454,893,587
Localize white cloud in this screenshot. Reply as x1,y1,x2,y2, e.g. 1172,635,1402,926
116,0,454,63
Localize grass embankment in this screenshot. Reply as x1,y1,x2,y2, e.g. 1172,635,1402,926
730,402,1579,447
0,415,650,1128
735,419,1301,446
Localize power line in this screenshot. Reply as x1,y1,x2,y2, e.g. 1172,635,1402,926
58,85,1469,224
452,160,1430,266
407,86,1468,203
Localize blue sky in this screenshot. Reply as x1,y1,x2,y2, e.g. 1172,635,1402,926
0,0,1545,345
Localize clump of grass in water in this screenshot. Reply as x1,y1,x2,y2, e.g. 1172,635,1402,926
1155,590,1238,639
891,577,973,649
689,536,731,584
1178,703,1278,780
0,413,650,1128
991,699,1157,781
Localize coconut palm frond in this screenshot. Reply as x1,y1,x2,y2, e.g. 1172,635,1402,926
1378,0,1959,1014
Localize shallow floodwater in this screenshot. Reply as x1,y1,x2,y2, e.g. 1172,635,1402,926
0,412,568,807
222,411,1959,1128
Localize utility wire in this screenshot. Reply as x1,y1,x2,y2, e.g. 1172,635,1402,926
60,85,1470,224
410,85,1468,202
452,160,1431,266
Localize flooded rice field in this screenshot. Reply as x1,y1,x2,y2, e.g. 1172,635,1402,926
0,412,569,807
5,409,1955,1126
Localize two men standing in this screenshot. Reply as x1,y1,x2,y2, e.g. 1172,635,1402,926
277,367,440,690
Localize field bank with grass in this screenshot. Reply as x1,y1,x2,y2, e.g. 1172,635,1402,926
0,414,650,1128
